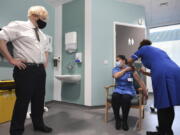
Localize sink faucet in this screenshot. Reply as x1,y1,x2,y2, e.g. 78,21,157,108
67,62,75,71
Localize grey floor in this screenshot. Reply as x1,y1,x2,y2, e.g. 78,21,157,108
0,95,180,135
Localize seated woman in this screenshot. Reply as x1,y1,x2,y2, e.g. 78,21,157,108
112,55,147,131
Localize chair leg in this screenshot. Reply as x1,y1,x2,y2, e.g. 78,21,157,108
105,103,109,122
142,106,145,119
137,107,142,130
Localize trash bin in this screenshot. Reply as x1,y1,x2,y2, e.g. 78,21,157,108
0,80,16,124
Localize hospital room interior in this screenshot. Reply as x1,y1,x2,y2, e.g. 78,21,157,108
0,0,180,135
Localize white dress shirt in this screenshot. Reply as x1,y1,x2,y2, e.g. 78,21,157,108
0,20,51,63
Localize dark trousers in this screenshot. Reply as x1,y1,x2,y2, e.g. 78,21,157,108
10,65,46,135
111,93,132,122
158,107,175,135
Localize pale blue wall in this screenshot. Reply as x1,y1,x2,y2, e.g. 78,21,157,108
91,0,146,105
61,0,85,105
0,0,55,101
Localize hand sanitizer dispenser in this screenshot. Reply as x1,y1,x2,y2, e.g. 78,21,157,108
75,53,82,63
65,32,77,53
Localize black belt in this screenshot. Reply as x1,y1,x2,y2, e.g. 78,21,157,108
24,63,44,67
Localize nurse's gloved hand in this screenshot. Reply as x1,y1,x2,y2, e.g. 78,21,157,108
139,67,146,74
139,67,151,76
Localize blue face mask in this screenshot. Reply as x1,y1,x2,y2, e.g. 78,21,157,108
115,61,122,67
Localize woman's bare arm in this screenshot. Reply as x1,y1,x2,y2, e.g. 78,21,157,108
133,71,146,90
133,71,148,99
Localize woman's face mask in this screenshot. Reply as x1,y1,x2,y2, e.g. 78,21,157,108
115,61,123,67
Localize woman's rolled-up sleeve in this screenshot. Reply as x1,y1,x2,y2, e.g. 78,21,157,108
112,68,119,75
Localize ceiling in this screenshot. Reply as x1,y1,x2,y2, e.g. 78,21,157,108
116,0,180,28
45,0,180,28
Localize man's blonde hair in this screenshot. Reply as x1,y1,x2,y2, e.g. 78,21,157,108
28,5,48,19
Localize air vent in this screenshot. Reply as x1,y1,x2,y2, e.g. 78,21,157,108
160,2,168,6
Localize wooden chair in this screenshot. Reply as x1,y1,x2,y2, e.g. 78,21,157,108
104,84,146,130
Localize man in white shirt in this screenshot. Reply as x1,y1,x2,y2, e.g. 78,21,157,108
0,6,52,135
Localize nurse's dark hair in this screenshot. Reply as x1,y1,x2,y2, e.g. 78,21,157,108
138,39,152,49
116,55,127,64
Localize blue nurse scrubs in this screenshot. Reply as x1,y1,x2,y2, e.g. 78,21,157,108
131,46,180,109
112,66,136,96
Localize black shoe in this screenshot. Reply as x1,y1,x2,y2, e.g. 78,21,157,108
156,126,159,131
146,131,160,135
34,125,53,133
10,133,23,135
155,127,174,135
122,121,129,131
115,119,121,130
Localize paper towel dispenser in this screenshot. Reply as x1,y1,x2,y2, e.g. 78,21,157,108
65,32,77,53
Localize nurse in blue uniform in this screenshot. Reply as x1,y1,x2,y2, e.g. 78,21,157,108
128,39,180,135
112,55,147,131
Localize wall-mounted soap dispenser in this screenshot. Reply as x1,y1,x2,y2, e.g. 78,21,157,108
65,31,77,53
75,52,82,63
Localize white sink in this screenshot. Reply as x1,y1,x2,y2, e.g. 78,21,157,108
55,75,81,83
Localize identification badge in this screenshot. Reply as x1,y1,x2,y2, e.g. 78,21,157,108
127,78,133,82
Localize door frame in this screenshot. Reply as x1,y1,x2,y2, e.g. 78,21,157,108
53,5,63,101
113,21,146,65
